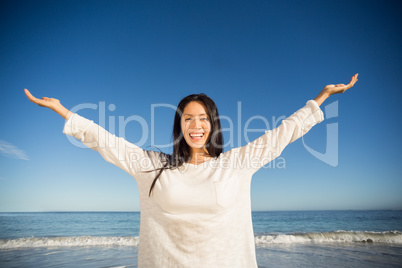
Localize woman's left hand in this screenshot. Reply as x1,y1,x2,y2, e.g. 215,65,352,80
314,74,359,106
323,73,359,96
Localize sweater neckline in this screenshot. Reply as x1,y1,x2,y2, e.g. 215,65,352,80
183,157,216,166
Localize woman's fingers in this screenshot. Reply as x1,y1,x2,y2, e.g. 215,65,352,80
24,88,33,100
25,88,42,104
24,88,41,104
24,88,53,108
350,73,358,86
323,74,359,95
341,74,358,91
349,74,358,88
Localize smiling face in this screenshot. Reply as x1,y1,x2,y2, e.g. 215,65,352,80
180,101,211,154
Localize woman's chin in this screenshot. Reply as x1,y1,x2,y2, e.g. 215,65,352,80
189,143,205,149
186,140,206,150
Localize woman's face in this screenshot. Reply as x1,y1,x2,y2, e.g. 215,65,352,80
181,101,211,152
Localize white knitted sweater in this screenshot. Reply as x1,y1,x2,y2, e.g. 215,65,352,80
63,100,324,267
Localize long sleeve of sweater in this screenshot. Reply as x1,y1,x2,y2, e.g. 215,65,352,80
225,100,324,174
63,113,160,177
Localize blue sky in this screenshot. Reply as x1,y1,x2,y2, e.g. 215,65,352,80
0,0,401,212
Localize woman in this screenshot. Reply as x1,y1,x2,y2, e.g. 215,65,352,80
24,74,358,267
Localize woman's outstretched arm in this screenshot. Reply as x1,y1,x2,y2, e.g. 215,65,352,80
24,89,73,120
314,73,359,106
24,88,155,178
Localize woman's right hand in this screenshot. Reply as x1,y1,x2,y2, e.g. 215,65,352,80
24,89,73,120
24,89,61,109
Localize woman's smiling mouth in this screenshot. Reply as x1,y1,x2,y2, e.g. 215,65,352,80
189,133,204,140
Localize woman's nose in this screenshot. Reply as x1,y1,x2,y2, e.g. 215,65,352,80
191,118,201,128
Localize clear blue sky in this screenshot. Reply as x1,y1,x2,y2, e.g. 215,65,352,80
1,0,401,212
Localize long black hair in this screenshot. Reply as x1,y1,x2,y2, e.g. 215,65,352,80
148,93,224,196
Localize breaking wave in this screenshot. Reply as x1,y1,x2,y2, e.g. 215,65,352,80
1,231,401,249
255,231,402,245
0,236,139,249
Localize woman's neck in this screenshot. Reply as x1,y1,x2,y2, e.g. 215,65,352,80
188,149,212,165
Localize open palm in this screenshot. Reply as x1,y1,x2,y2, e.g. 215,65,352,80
24,89,61,109
323,74,358,95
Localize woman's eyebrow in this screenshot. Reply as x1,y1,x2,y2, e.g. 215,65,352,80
183,113,208,116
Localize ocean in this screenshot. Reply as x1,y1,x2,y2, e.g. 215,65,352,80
0,210,401,267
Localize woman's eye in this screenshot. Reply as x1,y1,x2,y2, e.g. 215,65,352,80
201,118,209,121
185,118,192,121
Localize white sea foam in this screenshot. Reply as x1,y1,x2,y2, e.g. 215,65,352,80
1,231,401,249
0,236,139,249
254,231,402,245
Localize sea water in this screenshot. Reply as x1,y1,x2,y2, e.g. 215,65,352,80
0,211,401,267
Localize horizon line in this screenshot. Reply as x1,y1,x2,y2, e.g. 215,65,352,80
1,209,401,213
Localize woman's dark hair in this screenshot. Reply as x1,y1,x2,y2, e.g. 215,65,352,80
149,93,223,196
